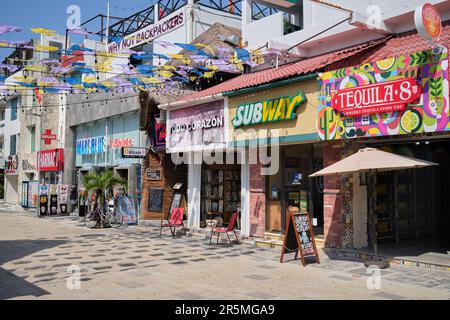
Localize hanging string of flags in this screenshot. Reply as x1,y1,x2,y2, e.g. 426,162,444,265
0,23,289,96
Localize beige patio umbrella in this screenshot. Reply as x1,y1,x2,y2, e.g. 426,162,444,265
309,147,438,268
310,147,437,177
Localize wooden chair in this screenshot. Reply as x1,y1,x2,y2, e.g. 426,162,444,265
160,208,185,239
209,212,240,246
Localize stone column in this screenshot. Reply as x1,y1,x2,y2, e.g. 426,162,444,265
323,141,343,248
249,156,266,238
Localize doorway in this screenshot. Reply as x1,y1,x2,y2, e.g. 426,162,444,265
265,143,324,236
373,140,450,249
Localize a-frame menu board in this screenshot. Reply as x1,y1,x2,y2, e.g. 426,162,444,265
280,207,320,266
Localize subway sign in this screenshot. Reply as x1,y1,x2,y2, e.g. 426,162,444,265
232,91,307,128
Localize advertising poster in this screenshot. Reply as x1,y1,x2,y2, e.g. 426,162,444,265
118,196,137,225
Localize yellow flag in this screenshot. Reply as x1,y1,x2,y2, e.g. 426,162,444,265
142,77,162,84
25,65,46,72
161,65,177,71
84,76,96,83
167,54,184,59
35,45,59,52
31,28,56,36
156,70,173,78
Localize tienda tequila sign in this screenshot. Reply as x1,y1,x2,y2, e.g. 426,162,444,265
331,79,422,117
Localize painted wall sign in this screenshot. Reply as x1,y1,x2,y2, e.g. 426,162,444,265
22,159,36,171
110,138,134,148
414,3,442,41
38,149,64,172
232,91,307,128
5,155,18,174
107,12,185,53
168,100,225,151
122,147,147,159
318,47,449,141
76,136,106,155
331,79,422,117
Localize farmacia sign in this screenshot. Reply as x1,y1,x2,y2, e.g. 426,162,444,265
232,91,307,128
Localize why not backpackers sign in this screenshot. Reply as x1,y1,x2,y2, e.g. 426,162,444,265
232,91,307,128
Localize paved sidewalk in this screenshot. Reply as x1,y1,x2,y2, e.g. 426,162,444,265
0,210,449,300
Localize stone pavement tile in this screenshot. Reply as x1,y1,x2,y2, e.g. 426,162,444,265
80,260,100,265
93,266,113,271
328,275,354,282
34,272,59,278
190,258,206,262
23,265,48,271
174,291,203,300
245,291,277,299
150,253,165,257
245,274,270,281
372,291,408,300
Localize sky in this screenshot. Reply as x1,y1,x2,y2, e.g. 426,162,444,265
0,0,156,61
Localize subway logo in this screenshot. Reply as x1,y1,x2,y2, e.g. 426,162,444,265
232,91,307,128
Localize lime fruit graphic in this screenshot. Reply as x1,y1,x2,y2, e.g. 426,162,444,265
375,57,396,71
400,110,422,133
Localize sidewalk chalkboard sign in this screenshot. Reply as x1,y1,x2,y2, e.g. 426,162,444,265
280,207,320,266
148,188,163,212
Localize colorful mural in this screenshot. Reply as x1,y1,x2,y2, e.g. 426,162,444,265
318,46,449,140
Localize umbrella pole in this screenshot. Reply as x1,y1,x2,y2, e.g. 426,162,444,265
365,170,389,269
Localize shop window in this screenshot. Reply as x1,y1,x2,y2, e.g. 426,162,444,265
201,163,241,230
10,134,17,155
29,126,36,153
49,41,62,60
10,98,18,121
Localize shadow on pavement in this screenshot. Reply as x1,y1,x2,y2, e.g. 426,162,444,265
0,268,50,299
0,239,66,299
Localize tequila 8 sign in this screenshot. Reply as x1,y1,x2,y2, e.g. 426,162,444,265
331,79,422,117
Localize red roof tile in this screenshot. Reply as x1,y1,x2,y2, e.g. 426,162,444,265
177,20,450,104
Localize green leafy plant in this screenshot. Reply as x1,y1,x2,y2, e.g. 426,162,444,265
81,170,128,212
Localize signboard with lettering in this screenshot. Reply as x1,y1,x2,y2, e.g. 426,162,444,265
41,129,57,145
331,79,422,117
38,149,64,172
317,48,448,141
168,100,225,152
76,136,106,155
414,3,442,41
122,147,147,159
232,91,307,128
107,11,185,53
280,207,320,267
147,169,162,181
111,138,134,149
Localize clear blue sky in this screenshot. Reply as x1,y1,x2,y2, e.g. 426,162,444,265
0,0,156,61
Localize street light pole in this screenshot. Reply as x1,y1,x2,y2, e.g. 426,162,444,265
35,110,42,218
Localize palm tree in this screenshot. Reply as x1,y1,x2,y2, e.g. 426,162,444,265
81,169,128,212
